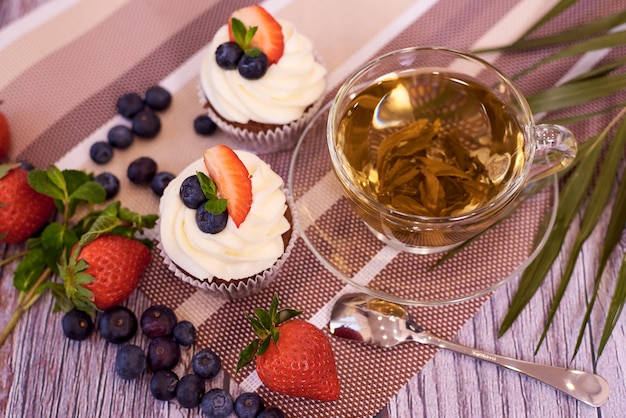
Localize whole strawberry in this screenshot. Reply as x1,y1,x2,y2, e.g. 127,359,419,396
0,111,10,161
0,164,56,243
237,294,341,402
75,234,151,309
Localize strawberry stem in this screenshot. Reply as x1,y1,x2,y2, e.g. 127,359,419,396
0,249,29,267
0,267,51,348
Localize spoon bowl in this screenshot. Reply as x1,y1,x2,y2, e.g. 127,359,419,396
329,293,610,407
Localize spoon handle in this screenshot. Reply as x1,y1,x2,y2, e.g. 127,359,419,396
415,332,609,407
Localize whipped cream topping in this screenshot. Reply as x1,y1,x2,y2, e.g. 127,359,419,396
201,20,327,125
159,151,290,280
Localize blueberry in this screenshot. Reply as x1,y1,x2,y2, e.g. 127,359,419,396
201,388,233,418
107,125,134,149
192,348,221,379
116,92,144,119
98,306,138,344
150,369,179,401
61,309,94,341
238,53,269,80
193,114,217,136
115,344,146,380
215,42,244,70
258,407,285,418
172,320,196,347
147,337,181,371
132,109,161,139
150,171,175,197
234,392,264,418
176,374,205,408
144,85,172,111
141,305,177,338
127,156,157,184
196,204,228,234
90,141,114,164
179,175,206,209
94,172,120,200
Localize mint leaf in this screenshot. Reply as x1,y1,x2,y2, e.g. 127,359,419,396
204,198,227,215
231,18,249,49
13,248,47,292
28,169,65,201
63,169,93,195
45,165,67,192
69,181,106,204
197,171,227,215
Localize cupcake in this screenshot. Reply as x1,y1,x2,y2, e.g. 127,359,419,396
158,144,296,299
199,5,327,153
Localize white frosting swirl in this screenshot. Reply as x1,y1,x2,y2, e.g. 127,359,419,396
201,20,327,125
159,151,290,280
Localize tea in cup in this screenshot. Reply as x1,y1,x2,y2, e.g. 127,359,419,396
327,47,576,254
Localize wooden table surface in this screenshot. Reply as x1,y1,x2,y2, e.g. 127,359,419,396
1,1,625,417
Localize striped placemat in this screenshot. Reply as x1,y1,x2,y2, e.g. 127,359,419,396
2,0,621,416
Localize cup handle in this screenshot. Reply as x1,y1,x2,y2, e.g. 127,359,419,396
527,124,577,183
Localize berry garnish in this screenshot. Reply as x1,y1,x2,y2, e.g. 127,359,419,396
150,369,179,401
0,165,56,244
196,203,228,234
150,171,175,197
0,111,11,161
116,92,144,119
258,406,286,418
234,392,264,418
237,293,341,402
172,320,196,347
215,42,244,70
127,156,157,184
94,172,120,200
115,344,146,380
238,52,268,80
228,5,284,65
179,175,206,209
201,388,234,418
147,337,181,371
176,374,206,408
141,304,177,338
192,348,222,379
61,309,94,341
193,114,218,136
131,108,161,138
144,85,172,111
89,141,114,164
107,125,134,149
98,306,138,344
203,145,252,228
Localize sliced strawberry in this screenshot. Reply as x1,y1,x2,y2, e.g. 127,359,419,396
203,145,252,228
228,5,284,65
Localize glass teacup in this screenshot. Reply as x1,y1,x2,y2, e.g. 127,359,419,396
327,47,576,254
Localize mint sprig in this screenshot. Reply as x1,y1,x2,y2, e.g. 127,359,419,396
0,164,158,347
196,171,227,215
231,17,262,58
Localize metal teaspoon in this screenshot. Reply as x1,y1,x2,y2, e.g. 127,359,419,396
329,293,609,407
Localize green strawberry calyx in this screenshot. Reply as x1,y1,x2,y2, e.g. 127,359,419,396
236,293,302,373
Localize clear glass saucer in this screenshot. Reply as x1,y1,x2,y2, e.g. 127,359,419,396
287,103,559,306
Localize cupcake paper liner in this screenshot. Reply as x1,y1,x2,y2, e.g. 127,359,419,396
158,190,300,300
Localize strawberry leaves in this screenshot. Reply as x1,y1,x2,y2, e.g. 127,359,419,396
236,293,302,372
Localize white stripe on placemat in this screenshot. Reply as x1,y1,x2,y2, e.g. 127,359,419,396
0,0,81,51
